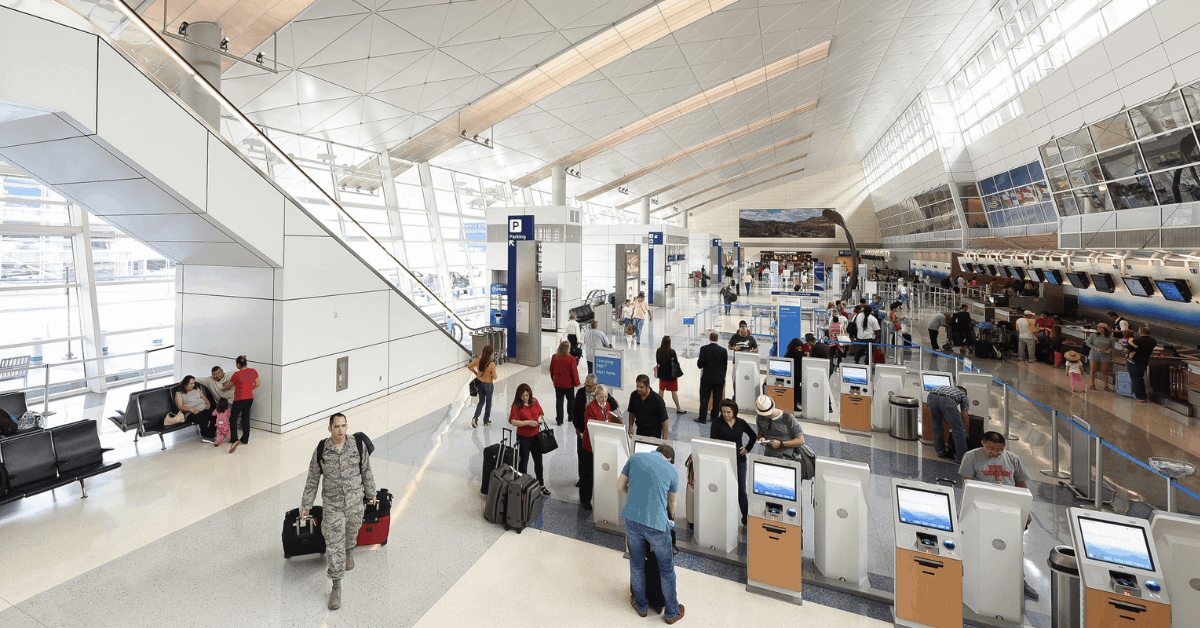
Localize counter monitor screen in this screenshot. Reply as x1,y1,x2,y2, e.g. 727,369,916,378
1030,268,1045,282
1155,279,1192,303
986,264,998,276
1091,273,1116,293
1001,266,1015,278
1044,269,1062,285
1011,267,1027,280
1122,276,1154,298
922,373,952,391
1078,516,1155,572
842,366,869,385
1066,272,1091,289
768,359,793,377
633,441,659,455
752,460,798,502
896,485,954,532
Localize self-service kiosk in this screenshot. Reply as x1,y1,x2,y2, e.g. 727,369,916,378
745,454,804,604
839,364,871,433
1068,507,1171,628
687,437,740,561
919,372,954,445
872,364,908,432
960,481,1033,625
734,352,760,412
891,478,964,628
813,458,871,589
801,357,833,422
1149,512,1200,628
957,371,993,417
765,357,795,413
589,420,630,536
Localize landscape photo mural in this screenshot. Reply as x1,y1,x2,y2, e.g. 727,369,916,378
739,208,836,238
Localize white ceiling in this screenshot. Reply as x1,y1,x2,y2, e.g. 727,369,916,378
222,0,996,212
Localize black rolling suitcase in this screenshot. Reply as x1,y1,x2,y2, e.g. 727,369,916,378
485,465,516,524
283,505,326,558
504,472,543,533
943,415,985,458
481,428,517,495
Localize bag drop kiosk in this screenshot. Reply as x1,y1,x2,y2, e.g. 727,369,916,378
960,481,1033,626
1149,511,1200,628
681,437,741,563
1068,507,1171,628
918,372,954,445
839,364,872,434
589,420,630,536
813,458,871,589
745,454,804,604
871,364,908,432
801,357,833,422
764,357,795,413
891,478,964,628
733,351,760,412
957,371,992,417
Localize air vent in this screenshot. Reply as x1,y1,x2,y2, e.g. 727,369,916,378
1082,231,1115,248
1162,226,1200,248
1059,233,1081,248
1115,229,1159,248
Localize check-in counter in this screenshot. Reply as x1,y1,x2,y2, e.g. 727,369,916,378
968,301,993,322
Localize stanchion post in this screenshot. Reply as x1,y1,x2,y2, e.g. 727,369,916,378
43,363,50,413
1040,409,1070,479
1093,436,1104,510
1001,385,1017,441
143,349,150,390
1167,478,1175,513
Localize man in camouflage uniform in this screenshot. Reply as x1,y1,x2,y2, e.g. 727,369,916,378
301,413,376,610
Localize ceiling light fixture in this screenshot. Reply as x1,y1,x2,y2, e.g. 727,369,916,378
618,186,629,195
255,52,265,64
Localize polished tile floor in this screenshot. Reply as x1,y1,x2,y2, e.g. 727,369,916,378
1,282,1196,627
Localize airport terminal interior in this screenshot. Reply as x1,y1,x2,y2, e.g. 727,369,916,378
3,0,1200,626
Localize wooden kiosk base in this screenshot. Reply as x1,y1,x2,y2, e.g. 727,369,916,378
766,386,794,414
1085,589,1170,628
893,547,963,628
746,515,803,604
840,393,871,433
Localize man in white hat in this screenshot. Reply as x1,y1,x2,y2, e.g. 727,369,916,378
1015,310,1037,363
753,395,805,459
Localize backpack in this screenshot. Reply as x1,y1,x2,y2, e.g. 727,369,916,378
846,316,858,339
315,432,375,473
0,409,16,436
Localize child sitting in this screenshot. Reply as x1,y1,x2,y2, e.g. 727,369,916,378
213,398,231,446
1065,351,1084,393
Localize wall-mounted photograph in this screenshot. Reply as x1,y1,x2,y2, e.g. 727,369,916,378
739,208,836,238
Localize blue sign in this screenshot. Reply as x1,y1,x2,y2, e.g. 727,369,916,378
594,349,622,389
648,231,664,245
814,262,826,292
683,317,695,326
777,305,806,350
712,238,722,246
838,250,851,256
506,215,535,357
734,241,741,247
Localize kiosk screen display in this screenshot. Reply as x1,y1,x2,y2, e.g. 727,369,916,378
768,359,793,377
1030,268,1045,282
842,366,868,385
896,485,954,532
752,461,797,502
1122,276,1154,298
1155,279,1192,302
1044,269,1062,285
922,374,952,391
1078,517,1155,572
633,441,659,455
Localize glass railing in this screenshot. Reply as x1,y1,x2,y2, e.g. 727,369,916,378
5,0,479,347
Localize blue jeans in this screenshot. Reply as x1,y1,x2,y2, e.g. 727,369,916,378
626,519,679,619
744,282,750,293
1127,362,1148,400
473,382,493,422
929,394,968,462
633,317,645,342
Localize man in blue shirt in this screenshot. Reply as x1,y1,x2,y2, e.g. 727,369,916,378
619,445,684,623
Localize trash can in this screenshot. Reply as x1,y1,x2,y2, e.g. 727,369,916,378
1048,545,1081,628
888,393,920,440
663,283,675,308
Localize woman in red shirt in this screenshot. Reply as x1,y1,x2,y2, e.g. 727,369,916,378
228,355,260,453
548,341,580,426
579,385,620,510
508,383,550,495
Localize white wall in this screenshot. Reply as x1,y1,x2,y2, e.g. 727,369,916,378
688,163,880,248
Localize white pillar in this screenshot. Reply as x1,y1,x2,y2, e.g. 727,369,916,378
641,196,651,224
67,205,107,393
177,21,224,128
681,212,688,229
551,163,567,206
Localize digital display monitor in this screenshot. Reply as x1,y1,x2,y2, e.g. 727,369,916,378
1043,269,1062,285
1030,268,1045,282
633,441,659,456
768,359,793,377
1154,279,1192,302
1011,267,1027,280
752,460,797,502
1122,276,1154,298
1078,516,1155,572
986,264,998,276
896,485,954,532
1066,272,1090,289
841,366,869,385
1091,273,1116,293
1001,266,1015,278
922,373,953,391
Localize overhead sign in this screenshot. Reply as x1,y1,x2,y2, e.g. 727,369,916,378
712,238,722,246
648,231,664,245
593,348,623,390
734,241,741,247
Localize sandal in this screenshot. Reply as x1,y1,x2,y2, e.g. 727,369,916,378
471,419,478,429
541,487,551,496
1090,385,1097,391
1104,387,1111,392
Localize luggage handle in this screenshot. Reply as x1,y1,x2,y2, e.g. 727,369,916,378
493,428,516,472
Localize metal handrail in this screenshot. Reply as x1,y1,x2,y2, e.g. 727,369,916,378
6,345,176,413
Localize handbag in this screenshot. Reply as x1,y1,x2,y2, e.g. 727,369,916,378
536,420,559,454
785,444,817,481
625,323,636,336
671,356,684,379
469,378,480,397
164,411,185,426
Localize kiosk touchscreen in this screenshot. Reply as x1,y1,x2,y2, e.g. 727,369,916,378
839,365,871,434
892,478,963,628
960,481,1033,624
813,458,870,589
1149,512,1200,628
1069,507,1171,628
689,437,740,557
745,455,804,604
801,357,833,422
765,357,795,415
589,420,630,536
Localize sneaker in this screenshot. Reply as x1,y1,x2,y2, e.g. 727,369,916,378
328,581,342,610
664,604,685,624
675,409,687,414
630,594,648,617
201,437,215,444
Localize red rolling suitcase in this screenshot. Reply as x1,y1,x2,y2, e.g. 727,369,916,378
356,488,393,546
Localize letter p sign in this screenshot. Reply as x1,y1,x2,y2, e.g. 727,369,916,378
509,218,522,233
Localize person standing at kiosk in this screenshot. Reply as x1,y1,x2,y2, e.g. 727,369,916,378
620,444,684,623
959,431,1039,600
753,396,805,458
627,374,670,439
710,399,756,524
928,385,970,463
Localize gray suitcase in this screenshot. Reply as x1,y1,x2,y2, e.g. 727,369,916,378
504,472,543,533
485,465,517,524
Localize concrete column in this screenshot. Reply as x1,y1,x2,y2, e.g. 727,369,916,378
641,196,651,224
681,212,688,229
551,163,567,206
177,22,224,127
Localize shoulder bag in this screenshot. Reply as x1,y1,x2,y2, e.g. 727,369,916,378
784,444,817,481
164,410,186,426
671,355,684,379
536,419,559,454
469,377,480,397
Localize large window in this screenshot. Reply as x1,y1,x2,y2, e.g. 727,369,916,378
877,184,961,238
978,161,1057,227
863,96,937,191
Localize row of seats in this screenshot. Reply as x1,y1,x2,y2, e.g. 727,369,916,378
107,383,213,450
0,419,121,505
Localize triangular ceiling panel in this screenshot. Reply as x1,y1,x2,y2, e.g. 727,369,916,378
289,14,367,67
377,5,449,47
368,15,432,57
302,59,370,94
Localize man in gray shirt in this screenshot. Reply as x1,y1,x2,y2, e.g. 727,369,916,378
753,395,805,458
959,431,1038,601
926,312,950,351
583,320,612,374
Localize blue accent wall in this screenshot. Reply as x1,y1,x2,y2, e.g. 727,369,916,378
1078,291,1200,327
